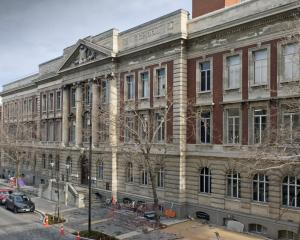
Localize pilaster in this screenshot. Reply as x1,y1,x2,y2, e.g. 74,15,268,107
75,83,83,147
62,85,70,146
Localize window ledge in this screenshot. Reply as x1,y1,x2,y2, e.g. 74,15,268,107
198,192,211,197
225,197,241,202
280,79,300,85
125,182,135,186
251,201,269,206
197,91,211,95
281,206,300,212
250,84,268,88
138,97,149,101
154,95,166,99
224,88,240,93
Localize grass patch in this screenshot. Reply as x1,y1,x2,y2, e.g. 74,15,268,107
73,230,118,240
46,214,65,225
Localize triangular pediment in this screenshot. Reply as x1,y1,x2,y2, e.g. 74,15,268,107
59,39,114,72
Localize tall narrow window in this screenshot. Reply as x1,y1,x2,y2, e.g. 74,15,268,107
141,168,148,185
156,113,165,142
282,176,300,208
199,111,211,144
126,162,133,183
125,116,134,142
227,109,240,144
283,43,300,81
42,94,47,112
254,109,267,144
157,168,164,188
253,49,268,85
199,61,211,92
42,154,46,169
200,167,211,193
139,114,149,141
227,170,241,198
227,55,241,89
69,120,76,143
253,174,269,202
98,161,104,180
156,68,166,96
48,121,54,142
126,75,134,100
56,91,61,110
140,72,149,98
49,93,54,111
28,99,32,114
85,85,91,105
283,112,300,144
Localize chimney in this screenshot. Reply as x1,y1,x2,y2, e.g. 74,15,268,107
192,0,240,18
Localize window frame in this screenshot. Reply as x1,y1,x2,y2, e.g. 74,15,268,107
126,162,134,183
226,170,241,199
154,67,167,98
197,59,213,93
252,173,269,203
253,109,267,144
125,74,135,101
157,167,164,188
223,52,242,90
197,110,211,144
98,161,104,180
139,70,150,99
155,112,165,143
199,167,211,194
225,108,241,144
282,176,300,208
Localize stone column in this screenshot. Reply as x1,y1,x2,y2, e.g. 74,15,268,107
62,86,70,146
92,81,100,147
109,72,118,200
75,83,83,147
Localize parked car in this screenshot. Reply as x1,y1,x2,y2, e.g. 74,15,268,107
5,193,35,213
0,188,13,205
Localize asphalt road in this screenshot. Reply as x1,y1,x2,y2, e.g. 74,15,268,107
0,206,74,240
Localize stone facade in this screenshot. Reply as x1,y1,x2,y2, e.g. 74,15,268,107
1,1,300,239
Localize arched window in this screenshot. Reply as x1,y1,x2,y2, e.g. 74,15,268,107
253,174,269,202
249,224,267,234
126,162,133,183
199,167,211,193
282,176,300,208
98,161,104,180
157,168,164,188
278,230,296,240
227,170,241,198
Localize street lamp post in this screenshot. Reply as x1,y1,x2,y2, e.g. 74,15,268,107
88,80,93,234
50,162,54,201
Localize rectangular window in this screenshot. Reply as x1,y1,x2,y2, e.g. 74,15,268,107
254,109,267,144
55,120,62,142
156,113,165,142
157,168,164,188
199,111,211,144
126,75,134,100
71,88,76,108
199,61,211,92
140,72,149,98
28,99,32,114
283,112,300,143
48,121,54,142
125,116,134,142
56,91,61,110
101,80,109,103
156,68,166,96
227,55,241,89
139,114,148,141
69,121,76,143
253,49,268,85
23,100,27,114
141,168,148,185
283,43,300,81
49,93,54,111
41,122,47,142
227,109,240,144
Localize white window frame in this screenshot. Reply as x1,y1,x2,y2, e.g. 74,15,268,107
280,42,300,83
157,168,164,188
126,162,134,183
139,71,149,99
141,168,148,185
253,109,267,144
224,54,242,90
154,67,167,97
138,113,149,141
125,115,135,143
56,91,61,110
282,112,300,144
197,59,212,93
42,94,47,112
197,111,211,144
249,46,270,87
199,167,211,194
155,113,165,143
227,170,241,198
282,176,300,208
98,161,104,180
49,92,54,111
252,174,269,203
226,108,240,144
125,74,135,101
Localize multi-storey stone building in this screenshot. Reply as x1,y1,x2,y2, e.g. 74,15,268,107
1,0,300,239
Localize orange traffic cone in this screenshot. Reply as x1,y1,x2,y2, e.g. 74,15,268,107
60,225,64,236
43,215,49,227
75,231,80,240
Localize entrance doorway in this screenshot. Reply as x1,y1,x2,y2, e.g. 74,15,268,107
81,157,88,185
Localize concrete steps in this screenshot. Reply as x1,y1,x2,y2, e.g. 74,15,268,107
74,185,103,207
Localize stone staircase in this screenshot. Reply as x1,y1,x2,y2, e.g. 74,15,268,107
74,185,103,207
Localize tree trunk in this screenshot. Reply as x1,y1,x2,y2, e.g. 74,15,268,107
149,169,160,228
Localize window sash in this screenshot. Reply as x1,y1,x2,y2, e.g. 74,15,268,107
141,72,149,98
199,62,211,92
126,76,134,100
156,69,166,96
227,56,241,89
228,114,240,144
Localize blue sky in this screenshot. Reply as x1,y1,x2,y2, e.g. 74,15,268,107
0,0,192,91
